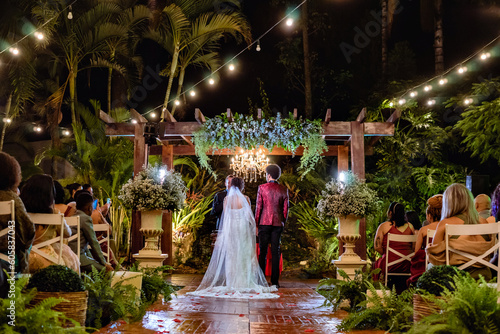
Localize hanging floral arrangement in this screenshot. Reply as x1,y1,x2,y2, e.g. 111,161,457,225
192,112,327,177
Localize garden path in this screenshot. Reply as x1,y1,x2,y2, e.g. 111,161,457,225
96,274,385,334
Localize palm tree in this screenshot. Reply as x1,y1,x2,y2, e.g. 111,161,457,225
32,0,135,124
150,0,251,118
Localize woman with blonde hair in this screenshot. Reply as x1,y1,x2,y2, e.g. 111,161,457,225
427,183,493,280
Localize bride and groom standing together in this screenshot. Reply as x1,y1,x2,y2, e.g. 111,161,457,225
188,164,289,299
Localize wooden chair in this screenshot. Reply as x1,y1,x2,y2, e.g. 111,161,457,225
92,224,110,261
0,200,15,263
445,223,500,273
424,229,436,269
385,233,418,286
65,216,81,274
29,213,65,266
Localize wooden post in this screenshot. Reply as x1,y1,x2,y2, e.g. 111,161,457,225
162,144,174,265
337,146,349,172
350,121,366,260
132,123,147,256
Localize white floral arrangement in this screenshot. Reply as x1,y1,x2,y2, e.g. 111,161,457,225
119,165,186,211
317,171,378,218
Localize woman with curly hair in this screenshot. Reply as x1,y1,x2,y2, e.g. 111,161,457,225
0,152,35,297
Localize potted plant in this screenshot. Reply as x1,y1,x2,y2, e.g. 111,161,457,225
119,165,186,264
27,265,88,327
317,171,378,277
413,265,465,322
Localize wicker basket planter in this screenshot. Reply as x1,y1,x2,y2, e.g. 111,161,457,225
30,290,88,327
413,294,442,323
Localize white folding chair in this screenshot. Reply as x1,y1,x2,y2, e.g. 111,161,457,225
29,213,65,266
385,233,418,286
65,216,81,274
424,229,436,269
445,223,500,273
92,224,110,261
0,200,15,263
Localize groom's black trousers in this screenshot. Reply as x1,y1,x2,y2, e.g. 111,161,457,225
258,225,283,286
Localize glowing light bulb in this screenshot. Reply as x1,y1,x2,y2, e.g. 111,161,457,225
339,171,346,182
34,32,44,40
427,99,435,106
464,98,473,105
410,91,418,98
63,130,70,136
439,78,447,85
480,52,491,60
151,112,156,118
229,64,235,71
256,40,261,52
190,90,196,97
9,48,19,55
458,66,467,74
209,78,215,85
388,102,394,107
131,119,137,124
3,118,12,123
424,85,432,92
286,18,294,26
398,99,406,105
174,100,180,106
34,126,42,132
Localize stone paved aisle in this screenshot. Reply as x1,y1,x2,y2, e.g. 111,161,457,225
96,274,385,334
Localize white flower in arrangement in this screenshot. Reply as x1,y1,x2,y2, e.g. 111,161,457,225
317,171,379,219
119,165,186,211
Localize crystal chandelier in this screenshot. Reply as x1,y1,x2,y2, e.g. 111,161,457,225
230,149,269,182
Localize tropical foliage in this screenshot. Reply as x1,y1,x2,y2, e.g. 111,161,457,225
193,112,327,177
0,276,83,333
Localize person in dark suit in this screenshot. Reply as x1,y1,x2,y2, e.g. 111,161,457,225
255,164,289,288
69,193,113,273
210,175,234,230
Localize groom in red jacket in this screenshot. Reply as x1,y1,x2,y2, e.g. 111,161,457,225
255,164,289,288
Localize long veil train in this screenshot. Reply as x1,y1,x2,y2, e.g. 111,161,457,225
187,186,278,299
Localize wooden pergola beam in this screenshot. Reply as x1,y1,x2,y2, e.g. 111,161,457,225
131,108,148,123
99,110,116,124
195,108,206,124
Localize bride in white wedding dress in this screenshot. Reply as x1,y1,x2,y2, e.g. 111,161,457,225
187,177,279,299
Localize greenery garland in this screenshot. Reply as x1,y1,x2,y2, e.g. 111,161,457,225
192,112,327,177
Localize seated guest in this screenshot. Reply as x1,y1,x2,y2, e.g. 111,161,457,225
53,180,68,215
407,195,443,286
20,174,79,273
65,183,82,204
405,210,422,232
427,183,494,280
0,152,35,297
373,202,415,284
475,194,495,224
69,192,113,272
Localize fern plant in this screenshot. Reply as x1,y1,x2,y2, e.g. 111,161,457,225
338,282,414,333
129,264,178,305
410,274,500,334
82,267,145,330
316,267,382,312
0,276,83,333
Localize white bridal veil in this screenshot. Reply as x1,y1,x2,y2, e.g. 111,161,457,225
187,186,278,299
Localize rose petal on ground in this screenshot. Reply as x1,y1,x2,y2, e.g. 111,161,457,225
305,330,315,333
175,314,182,317
239,314,245,317
173,319,182,323
286,319,292,322
157,320,164,322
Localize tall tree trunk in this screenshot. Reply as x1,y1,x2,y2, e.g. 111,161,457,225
381,0,388,79
434,0,444,74
161,45,179,119
302,0,313,119
49,107,62,177
108,66,113,112
69,68,78,124
171,66,186,115
0,93,13,152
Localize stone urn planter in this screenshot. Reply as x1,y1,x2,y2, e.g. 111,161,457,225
133,210,168,267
